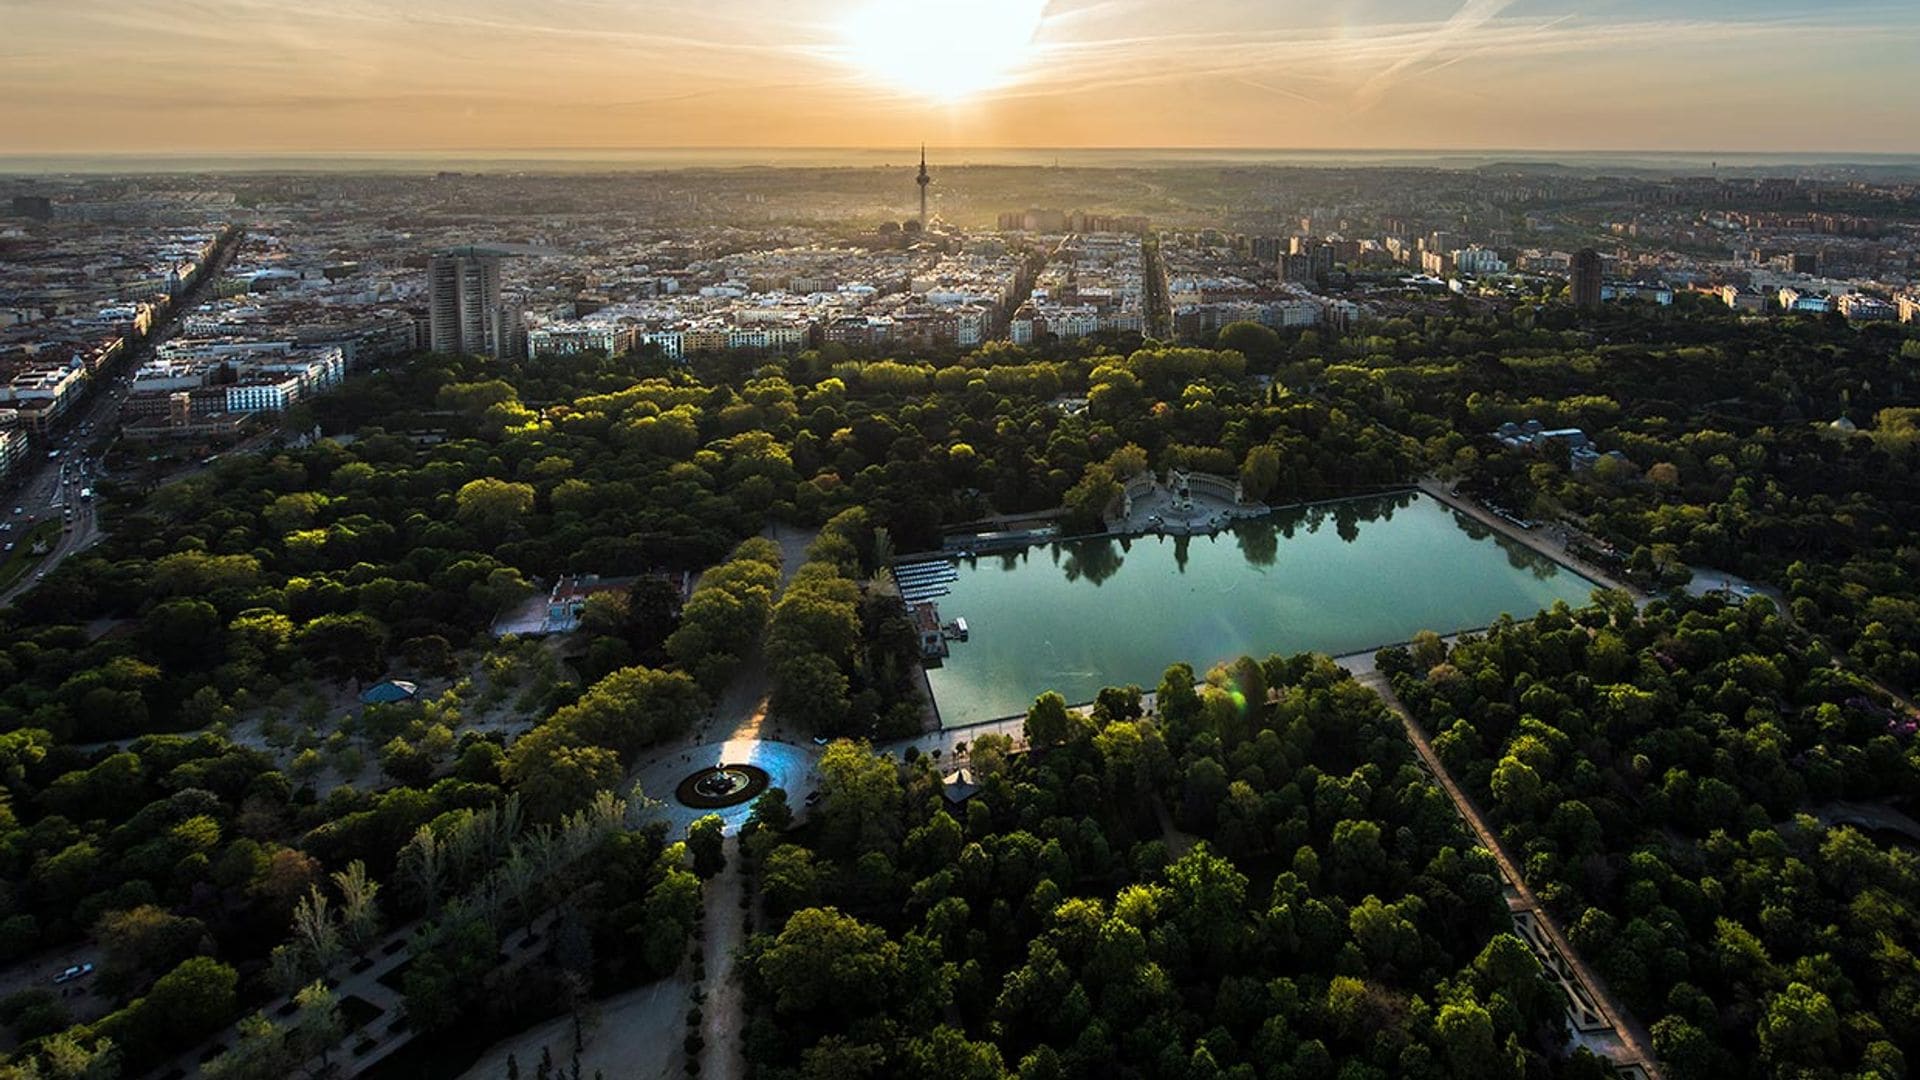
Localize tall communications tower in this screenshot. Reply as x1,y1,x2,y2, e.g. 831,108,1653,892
916,144,930,229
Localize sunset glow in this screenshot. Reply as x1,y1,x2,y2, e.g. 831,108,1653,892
835,0,1048,103
0,0,1915,152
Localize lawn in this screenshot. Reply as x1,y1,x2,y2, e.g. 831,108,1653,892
0,520,64,593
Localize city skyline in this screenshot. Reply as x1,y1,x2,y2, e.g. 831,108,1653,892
4,0,1918,155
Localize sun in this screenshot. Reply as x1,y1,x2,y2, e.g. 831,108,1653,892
836,0,1048,103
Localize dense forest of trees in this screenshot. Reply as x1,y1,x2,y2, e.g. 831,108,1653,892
736,659,1612,1079
1383,594,1920,1077
0,299,1913,1076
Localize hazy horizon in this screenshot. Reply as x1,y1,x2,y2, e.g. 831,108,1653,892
5,145,1920,178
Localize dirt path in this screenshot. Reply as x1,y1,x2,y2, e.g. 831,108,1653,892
1351,669,1662,1079
698,836,747,1080
1150,794,1197,859
457,971,691,1080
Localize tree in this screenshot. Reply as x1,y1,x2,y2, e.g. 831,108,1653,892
455,478,535,538
746,788,794,835
94,905,210,997
142,598,222,668
1061,463,1121,533
399,825,446,912
626,575,684,662
1156,663,1201,737
1165,843,1249,973
1217,321,1282,365
543,664,705,765
762,844,822,916
403,918,498,1031
202,1012,291,1080
36,1031,120,1080
291,979,345,1070
816,741,904,857
577,592,630,638
1239,445,1283,503
1489,755,1542,818
903,1025,1008,1080
640,866,701,975
128,956,238,1053
1757,982,1838,1066
771,652,851,732
755,907,902,1018
291,887,342,973
332,859,382,954
1409,630,1448,671
1023,691,1080,750
505,726,624,821
687,815,726,879
1471,933,1554,1028
297,612,390,681
1435,1000,1496,1078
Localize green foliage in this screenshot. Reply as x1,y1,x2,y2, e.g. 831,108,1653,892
0,308,1915,1077
686,815,726,879
744,657,1516,1077
1394,594,1920,1073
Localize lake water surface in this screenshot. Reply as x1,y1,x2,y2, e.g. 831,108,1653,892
923,492,1598,728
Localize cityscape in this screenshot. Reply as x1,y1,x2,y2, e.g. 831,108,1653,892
3,3,1920,1080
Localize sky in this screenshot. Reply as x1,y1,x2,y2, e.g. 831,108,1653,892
2,0,1917,154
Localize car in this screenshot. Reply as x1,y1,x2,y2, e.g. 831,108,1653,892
804,791,823,807
10,507,19,516
812,736,830,746
3,544,12,553
52,963,92,985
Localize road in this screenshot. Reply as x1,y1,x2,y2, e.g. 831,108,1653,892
0,227,243,608
0,425,112,607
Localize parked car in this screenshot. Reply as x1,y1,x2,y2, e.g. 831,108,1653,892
52,963,93,985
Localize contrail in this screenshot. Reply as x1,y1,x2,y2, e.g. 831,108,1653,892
1352,0,1518,111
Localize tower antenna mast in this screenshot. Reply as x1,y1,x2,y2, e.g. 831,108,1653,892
916,144,931,229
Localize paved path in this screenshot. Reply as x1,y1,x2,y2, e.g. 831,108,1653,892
879,716,1027,765
145,901,564,1077
1416,478,1644,600
1349,669,1661,1079
1809,800,1920,844
147,921,417,1079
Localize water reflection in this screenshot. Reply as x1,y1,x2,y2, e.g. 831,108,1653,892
1060,536,1125,585
1233,518,1278,566
929,491,1600,729
1022,491,1569,588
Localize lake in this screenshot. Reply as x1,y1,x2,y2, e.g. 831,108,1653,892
921,492,1600,728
